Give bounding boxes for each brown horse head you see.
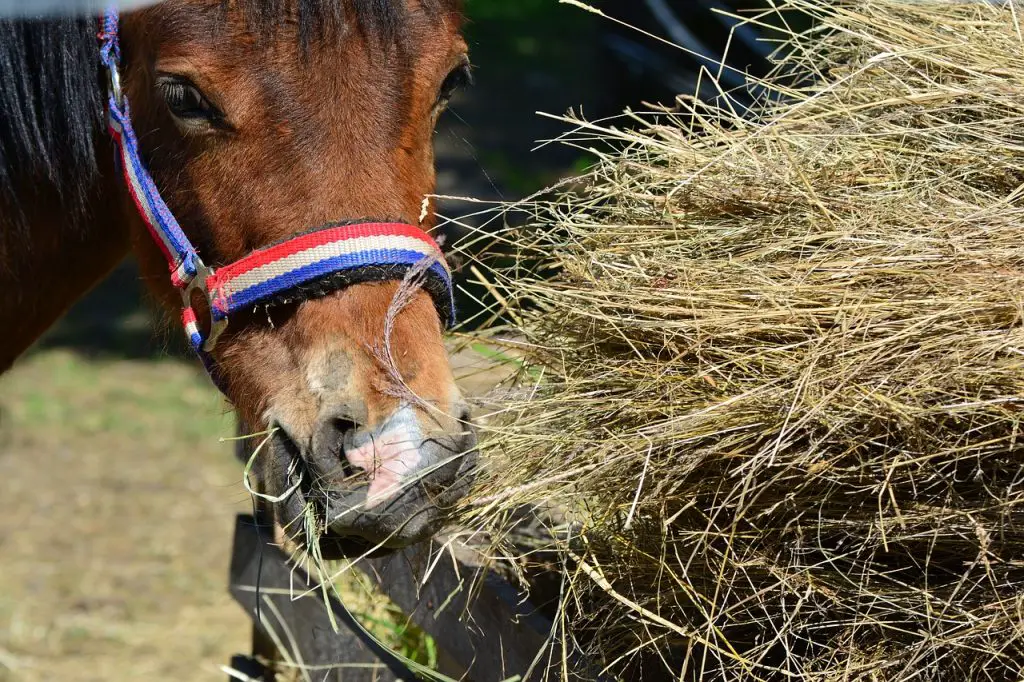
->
[110,1,476,555]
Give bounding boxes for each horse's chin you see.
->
[314,532,396,561]
[277,483,400,560]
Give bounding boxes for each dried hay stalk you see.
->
[463,1,1024,679]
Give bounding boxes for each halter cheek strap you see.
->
[97,9,455,391]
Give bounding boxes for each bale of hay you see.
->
[463,1,1024,679]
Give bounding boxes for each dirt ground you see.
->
[0,346,249,681]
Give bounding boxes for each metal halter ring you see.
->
[182,262,228,353]
[106,63,123,107]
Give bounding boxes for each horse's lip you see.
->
[280,438,397,559]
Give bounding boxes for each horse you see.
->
[0,0,478,559]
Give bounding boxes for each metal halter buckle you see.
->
[106,63,123,108]
[182,261,228,353]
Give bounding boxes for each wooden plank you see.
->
[228,515,418,682]
[360,542,600,682]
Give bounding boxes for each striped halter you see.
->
[97,10,455,388]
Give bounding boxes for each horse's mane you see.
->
[0,18,102,219]
[0,0,455,229]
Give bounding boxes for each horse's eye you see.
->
[158,76,221,124]
[437,62,472,108]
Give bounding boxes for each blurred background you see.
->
[437,0,782,226]
[0,2,784,679]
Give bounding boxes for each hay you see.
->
[463,1,1024,679]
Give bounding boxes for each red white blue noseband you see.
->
[97,10,455,389]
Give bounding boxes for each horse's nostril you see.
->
[331,417,357,440]
[330,417,359,478]
[310,414,359,481]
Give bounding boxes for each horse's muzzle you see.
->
[269,405,477,558]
